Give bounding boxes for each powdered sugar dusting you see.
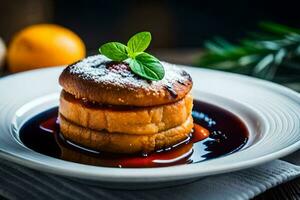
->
[67,55,191,92]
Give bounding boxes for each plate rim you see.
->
[0,66,300,182]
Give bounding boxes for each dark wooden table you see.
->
[255,178,300,199]
[0,49,299,200]
[254,152,300,200]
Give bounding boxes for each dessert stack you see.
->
[59,55,193,154]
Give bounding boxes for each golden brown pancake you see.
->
[58,55,194,154]
[59,90,193,134]
[59,55,193,107]
[59,114,193,154]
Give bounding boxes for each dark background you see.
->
[1,0,300,51]
[53,0,300,50]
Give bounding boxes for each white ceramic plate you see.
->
[0,66,300,189]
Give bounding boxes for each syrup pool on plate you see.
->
[19,100,249,168]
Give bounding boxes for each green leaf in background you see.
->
[99,42,128,61]
[195,21,300,91]
[259,21,300,35]
[127,32,151,56]
[253,54,274,78]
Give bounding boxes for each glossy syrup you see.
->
[19,100,249,168]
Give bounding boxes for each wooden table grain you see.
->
[254,177,300,200]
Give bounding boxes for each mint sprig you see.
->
[127,32,151,56]
[100,42,128,61]
[99,32,165,81]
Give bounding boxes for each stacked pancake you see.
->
[59,55,193,154]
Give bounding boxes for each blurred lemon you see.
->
[7,24,86,72]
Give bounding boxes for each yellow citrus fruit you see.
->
[7,24,86,72]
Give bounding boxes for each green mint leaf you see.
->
[99,42,128,61]
[127,32,151,56]
[128,52,165,81]
[98,32,165,81]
